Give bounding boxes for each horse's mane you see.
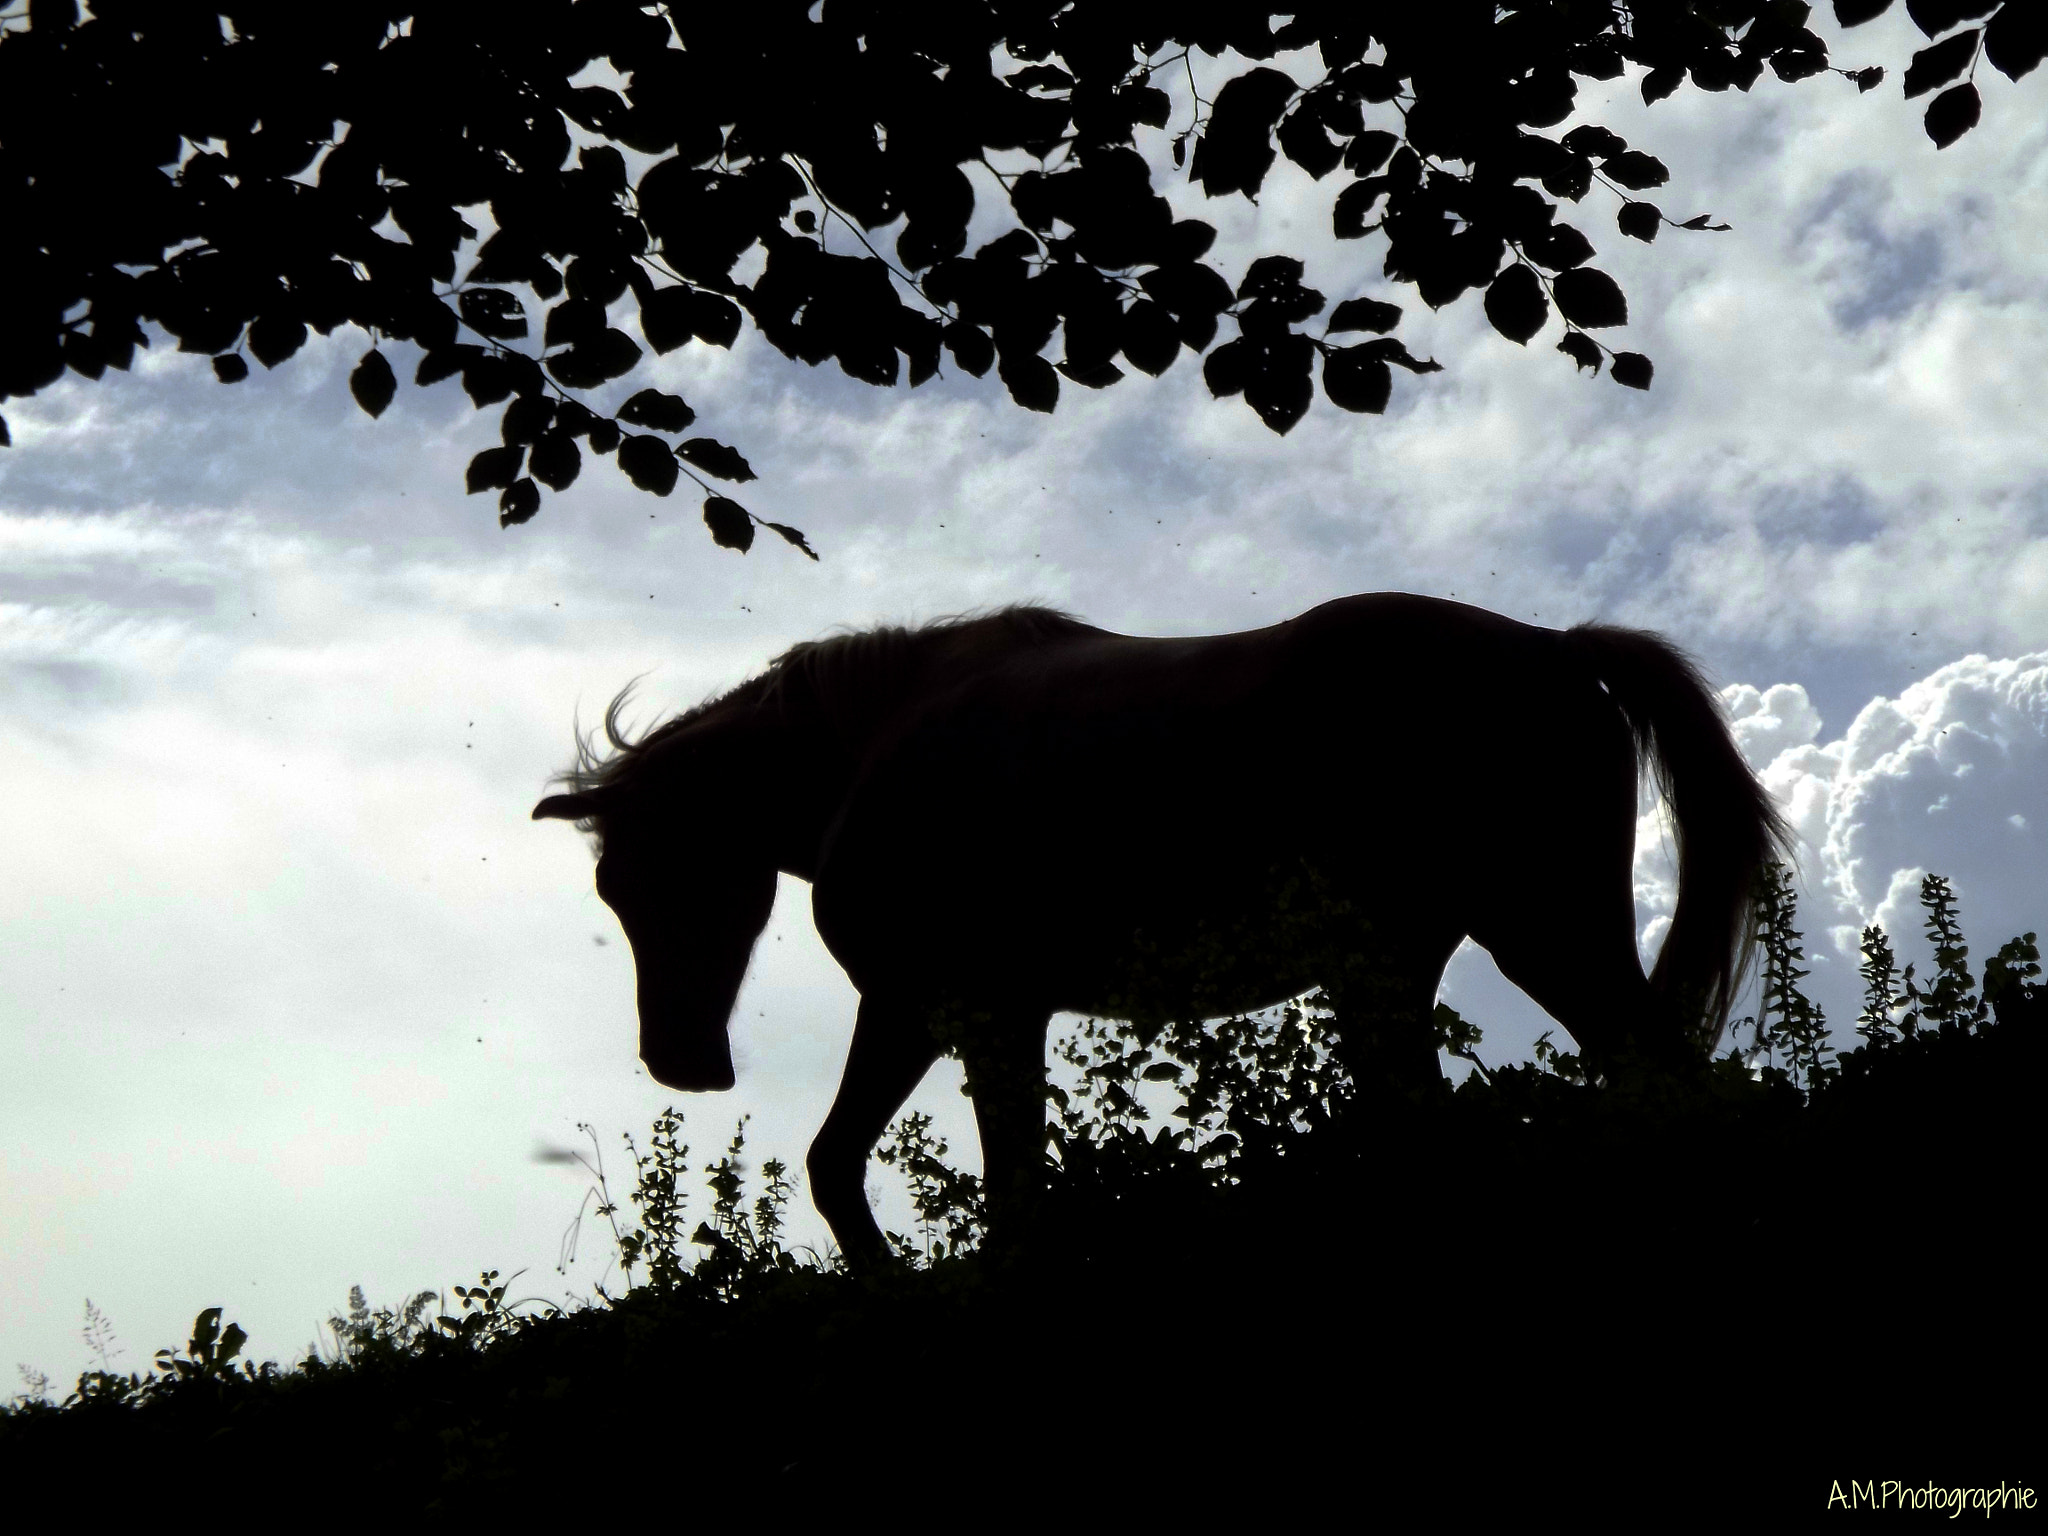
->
[548,603,1089,811]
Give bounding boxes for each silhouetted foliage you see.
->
[1854,921,1904,1047]
[1737,860,1835,1091]
[9,869,2037,1512]
[3,2,2038,548]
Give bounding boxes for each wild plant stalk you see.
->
[1906,874,1989,1034]
[872,1110,983,1261]
[1856,926,1904,1048]
[80,1300,121,1375]
[693,1119,809,1294]
[616,1109,691,1293]
[1736,862,1831,1091]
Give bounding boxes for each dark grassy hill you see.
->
[6,877,2037,1518]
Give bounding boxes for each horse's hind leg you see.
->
[1470,801,1658,1070]
[1325,921,1465,1095]
[1484,909,1656,1070]
[949,1003,1054,1248]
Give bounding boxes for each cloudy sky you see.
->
[5,14,2044,1390]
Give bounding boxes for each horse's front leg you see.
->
[808,995,942,1270]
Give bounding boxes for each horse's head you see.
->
[533,785,777,1093]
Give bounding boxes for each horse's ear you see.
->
[532,791,603,822]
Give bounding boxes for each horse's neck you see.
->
[712,681,870,882]
[778,626,976,747]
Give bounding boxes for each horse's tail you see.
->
[1563,624,1795,1055]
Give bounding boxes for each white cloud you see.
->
[1627,656,2048,1042]
[1798,653,2047,960]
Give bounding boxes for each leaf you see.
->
[1120,83,1172,129]
[618,435,680,495]
[528,430,582,491]
[1203,339,1249,398]
[1539,151,1593,201]
[996,349,1059,413]
[1237,254,1323,317]
[544,298,608,350]
[1483,265,1548,344]
[463,355,515,407]
[1359,336,1443,374]
[459,288,528,341]
[1276,108,1342,179]
[1343,128,1399,175]
[1523,224,1595,271]
[1561,125,1628,161]
[1118,299,1181,376]
[466,445,524,493]
[212,353,249,383]
[943,320,995,377]
[1610,352,1654,390]
[1903,28,1981,96]
[690,291,743,348]
[587,418,621,455]
[63,331,106,381]
[416,346,485,386]
[1332,178,1387,238]
[1138,263,1236,319]
[1327,297,1402,334]
[1510,68,1579,128]
[619,389,697,432]
[550,328,644,388]
[640,287,695,354]
[1853,65,1886,91]
[1242,335,1314,433]
[1603,151,1669,190]
[1165,219,1218,262]
[1906,0,1983,37]
[1923,82,1980,147]
[677,437,756,482]
[1567,38,1626,80]
[1007,63,1074,92]
[1056,358,1126,388]
[1773,45,1834,83]
[1340,60,1402,102]
[1557,331,1605,374]
[1321,346,1393,413]
[1642,66,1684,104]
[499,478,541,526]
[350,350,397,418]
[1618,202,1662,242]
[1195,66,1298,199]
[500,395,555,445]
[247,315,307,369]
[764,520,819,560]
[1985,2,2047,79]
[1551,267,1628,328]
[1678,214,1732,231]
[703,496,755,551]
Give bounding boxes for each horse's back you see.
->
[809,594,1628,1003]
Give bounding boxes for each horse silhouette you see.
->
[533,594,1790,1265]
